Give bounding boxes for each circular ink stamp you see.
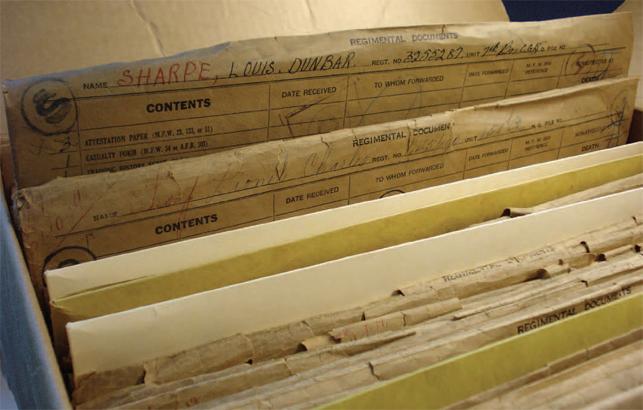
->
[41,246,97,285]
[563,45,613,81]
[21,78,78,135]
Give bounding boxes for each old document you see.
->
[69,214,642,407]
[61,190,641,400]
[2,13,633,187]
[16,77,638,295]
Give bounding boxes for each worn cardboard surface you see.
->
[65,189,643,377]
[2,12,633,188]
[16,77,638,304]
[46,144,643,358]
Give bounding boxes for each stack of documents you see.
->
[44,163,643,360]
[14,76,638,301]
[1,10,641,409]
[2,13,637,304]
[65,191,642,408]
[447,329,642,410]
[4,13,634,188]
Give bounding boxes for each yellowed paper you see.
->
[513,277,641,336]
[445,328,643,410]
[579,254,643,285]
[582,224,643,254]
[585,385,643,410]
[597,244,639,261]
[73,231,642,407]
[247,321,315,362]
[143,333,253,384]
[400,243,585,297]
[303,308,364,334]
[325,295,643,410]
[91,264,641,408]
[401,219,641,298]
[16,76,637,299]
[504,172,643,216]
[120,360,292,410]
[366,282,639,384]
[285,330,415,374]
[354,291,640,408]
[76,371,210,409]
[1,0,511,195]
[454,280,580,320]
[76,229,620,402]
[565,253,597,269]
[488,343,642,410]
[545,367,642,409]
[400,298,462,326]
[64,190,643,379]
[327,275,638,394]
[363,292,443,319]
[44,148,643,361]
[3,13,632,189]
[300,335,336,352]
[538,262,571,279]
[330,312,405,342]
[84,330,414,408]
[212,326,491,408]
[214,362,379,410]
[72,365,144,406]
[43,142,643,306]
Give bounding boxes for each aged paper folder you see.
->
[0,0,510,194]
[446,338,643,410]
[65,189,643,379]
[444,329,642,410]
[44,142,643,303]
[320,299,643,410]
[46,150,643,358]
[72,252,640,405]
[15,77,639,299]
[64,196,642,406]
[2,12,633,188]
[326,296,642,410]
[42,142,641,358]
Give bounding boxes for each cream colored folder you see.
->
[47,142,643,301]
[47,142,643,357]
[66,188,643,379]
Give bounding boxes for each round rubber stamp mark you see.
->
[41,246,97,285]
[21,79,78,135]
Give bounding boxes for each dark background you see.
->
[503,0,624,21]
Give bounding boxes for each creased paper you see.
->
[16,76,638,298]
[3,13,632,188]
